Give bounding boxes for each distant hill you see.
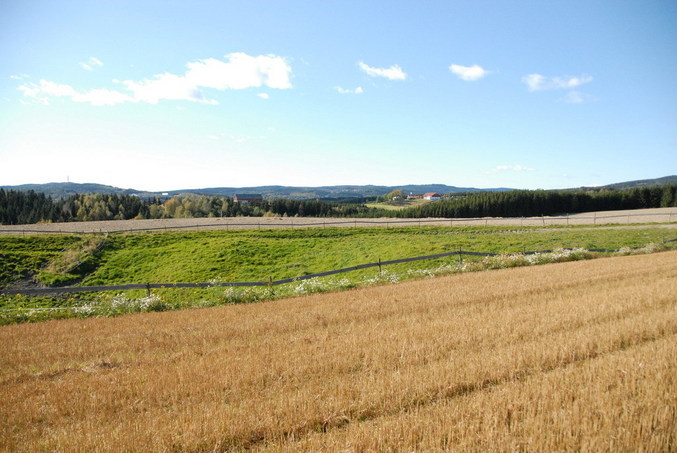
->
[0,182,511,200]
[596,175,677,190]
[166,184,512,200]
[0,182,138,198]
[2,176,675,200]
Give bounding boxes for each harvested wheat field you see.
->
[1,252,676,452]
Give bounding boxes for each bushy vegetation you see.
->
[1,185,676,225]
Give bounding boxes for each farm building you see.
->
[233,194,263,203]
[423,192,441,200]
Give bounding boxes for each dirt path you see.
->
[0,208,675,235]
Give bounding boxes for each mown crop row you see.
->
[1,251,675,451]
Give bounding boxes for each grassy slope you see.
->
[0,236,81,286]
[1,226,675,287]
[1,225,675,324]
[80,226,676,284]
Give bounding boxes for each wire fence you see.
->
[0,210,676,235]
[3,239,675,298]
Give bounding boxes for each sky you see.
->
[1,0,676,192]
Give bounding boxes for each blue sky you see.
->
[1,0,675,192]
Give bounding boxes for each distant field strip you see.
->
[2,240,675,296]
[0,207,675,234]
[1,251,675,452]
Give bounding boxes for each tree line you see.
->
[0,190,373,225]
[392,185,677,218]
[1,185,675,225]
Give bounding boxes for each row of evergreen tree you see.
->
[392,185,677,218]
[1,185,675,225]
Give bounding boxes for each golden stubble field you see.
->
[1,251,675,452]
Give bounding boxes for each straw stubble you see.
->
[1,251,675,452]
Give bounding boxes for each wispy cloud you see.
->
[80,57,103,71]
[19,80,135,105]
[335,86,364,94]
[18,53,292,106]
[358,62,407,80]
[449,64,489,81]
[559,90,596,104]
[486,164,536,174]
[257,93,270,99]
[522,73,592,92]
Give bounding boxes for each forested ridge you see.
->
[1,185,675,225]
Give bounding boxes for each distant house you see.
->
[423,192,441,201]
[233,194,263,203]
[407,194,423,200]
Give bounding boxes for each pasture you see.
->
[1,251,675,452]
[1,222,676,324]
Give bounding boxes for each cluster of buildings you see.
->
[406,192,442,201]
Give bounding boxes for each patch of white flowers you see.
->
[109,294,166,312]
[73,304,96,315]
[222,287,265,303]
[362,271,400,285]
[293,277,353,295]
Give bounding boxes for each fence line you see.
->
[0,210,675,235]
[3,239,675,297]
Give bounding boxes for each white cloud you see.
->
[17,52,292,106]
[72,89,134,106]
[335,86,364,94]
[358,62,407,80]
[258,93,270,99]
[122,72,213,104]
[522,73,592,91]
[185,53,292,90]
[449,64,489,81]
[486,164,536,174]
[10,73,30,80]
[80,57,103,71]
[559,90,596,104]
[18,80,76,104]
[19,80,133,106]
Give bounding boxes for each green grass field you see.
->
[1,225,675,324]
[365,199,430,210]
